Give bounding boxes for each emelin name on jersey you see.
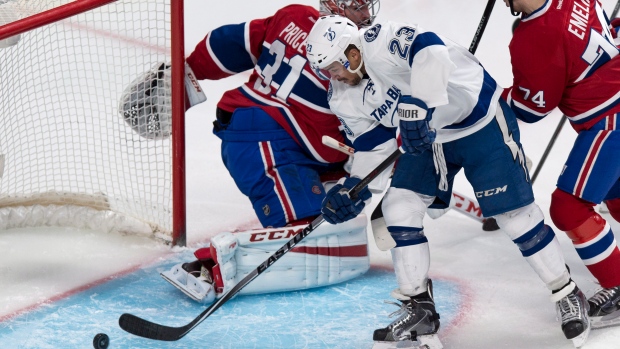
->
[568,0,590,40]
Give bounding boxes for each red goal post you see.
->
[0,0,187,246]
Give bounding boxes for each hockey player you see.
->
[135,1,381,306]
[503,0,620,329]
[306,15,591,348]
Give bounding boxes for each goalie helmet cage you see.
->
[0,0,187,246]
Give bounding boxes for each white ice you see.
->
[1,0,620,348]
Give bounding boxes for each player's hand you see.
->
[321,177,371,224]
[398,96,436,156]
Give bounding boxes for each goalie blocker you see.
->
[161,214,369,304]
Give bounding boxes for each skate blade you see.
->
[569,322,591,348]
[372,334,443,349]
[591,310,620,329]
[160,271,204,303]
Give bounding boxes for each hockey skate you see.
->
[552,281,590,348]
[588,286,620,329]
[373,280,442,349]
[160,260,216,304]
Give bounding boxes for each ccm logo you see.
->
[249,228,303,242]
[475,185,507,198]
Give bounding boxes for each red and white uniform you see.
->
[504,0,620,131]
[186,4,347,164]
[506,0,620,289]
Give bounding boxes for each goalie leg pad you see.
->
[163,215,369,304]
[230,214,369,295]
[496,203,569,291]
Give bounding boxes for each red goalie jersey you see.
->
[186,5,347,164]
[504,0,620,131]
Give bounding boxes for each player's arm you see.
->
[186,15,269,80]
[406,30,455,109]
[347,125,397,194]
[504,37,567,123]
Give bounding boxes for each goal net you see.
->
[0,0,187,245]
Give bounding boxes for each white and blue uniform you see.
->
[326,20,571,297]
[331,21,531,216]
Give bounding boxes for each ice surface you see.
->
[1,0,620,348]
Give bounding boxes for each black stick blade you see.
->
[119,313,186,341]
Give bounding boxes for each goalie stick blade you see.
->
[119,313,189,341]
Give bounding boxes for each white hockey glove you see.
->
[118,62,206,140]
[0,1,21,49]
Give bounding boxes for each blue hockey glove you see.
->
[398,96,436,156]
[321,177,372,224]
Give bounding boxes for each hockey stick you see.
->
[469,0,496,54]
[118,147,403,341]
[612,0,620,18]
[321,135,485,223]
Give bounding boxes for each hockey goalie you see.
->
[116,1,386,304]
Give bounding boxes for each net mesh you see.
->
[0,0,175,239]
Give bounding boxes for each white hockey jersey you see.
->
[328,21,503,185]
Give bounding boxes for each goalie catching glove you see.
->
[161,215,370,304]
[119,62,206,140]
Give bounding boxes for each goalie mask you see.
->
[306,15,363,80]
[319,0,380,28]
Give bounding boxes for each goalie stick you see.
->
[118,146,403,341]
[118,1,497,341]
[321,135,485,224]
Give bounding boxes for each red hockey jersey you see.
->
[505,0,620,131]
[186,5,347,163]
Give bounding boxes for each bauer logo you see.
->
[398,109,418,120]
[364,24,381,42]
[324,27,336,42]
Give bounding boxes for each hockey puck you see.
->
[482,218,500,231]
[93,333,109,349]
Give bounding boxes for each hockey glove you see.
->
[321,177,372,224]
[118,62,206,140]
[398,96,436,156]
